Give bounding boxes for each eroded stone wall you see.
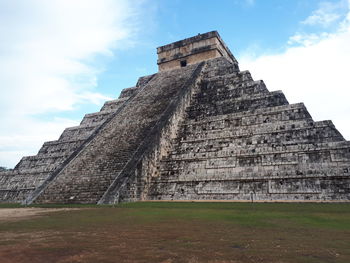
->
[147,57,350,202]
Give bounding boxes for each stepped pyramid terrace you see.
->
[0,31,349,204]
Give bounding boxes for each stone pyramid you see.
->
[0,31,349,204]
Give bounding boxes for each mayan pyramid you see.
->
[0,31,349,204]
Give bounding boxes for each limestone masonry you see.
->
[0,31,349,204]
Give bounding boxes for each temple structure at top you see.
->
[157,31,238,71]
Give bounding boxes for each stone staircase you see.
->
[33,63,203,204]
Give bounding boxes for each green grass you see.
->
[1,202,350,263]
[1,202,350,230]
[0,203,24,208]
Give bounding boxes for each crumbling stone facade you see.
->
[0,31,349,204]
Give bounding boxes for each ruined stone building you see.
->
[0,31,349,204]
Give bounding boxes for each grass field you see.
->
[0,202,349,263]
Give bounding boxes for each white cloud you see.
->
[287,31,332,46]
[240,0,350,140]
[0,117,78,169]
[302,1,343,27]
[0,0,147,168]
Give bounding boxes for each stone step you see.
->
[165,135,348,167]
[100,97,129,112]
[118,86,140,99]
[185,103,309,125]
[161,145,350,171]
[15,155,66,170]
[169,139,350,158]
[16,149,77,169]
[177,120,342,145]
[203,70,253,84]
[38,139,85,155]
[135,74,156,88]
[180,119,316,139]
[34,170,120,204]
[186,90,289,119]
[58,124,99,141]
[194,80,268,103]
[80,110,114,126]
[202,58,238,78]
[158,161,350,181]
[0,170,50,203]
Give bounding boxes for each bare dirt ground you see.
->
[0,208,80,222]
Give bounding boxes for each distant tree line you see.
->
[0,166,9,171]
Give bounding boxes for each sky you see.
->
[0,0,349,168]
